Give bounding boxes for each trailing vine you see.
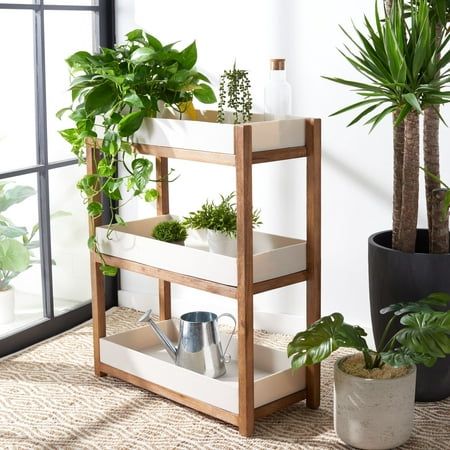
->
[217,62,252,124]
[58,29,216,275]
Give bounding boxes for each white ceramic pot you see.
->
[334,356,416,450]
[0,287,15,325]
[207,230,237,257]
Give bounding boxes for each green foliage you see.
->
[217,62,253,124]
[152,220,188,243]
[182,193,262,237]
[288,292,450,371]
[325,0,450,130]
[58,29,217,276]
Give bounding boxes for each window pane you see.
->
[0,10,36,172]
[49,165,91,315]
[45,10,97,162]
[0,174,43,337]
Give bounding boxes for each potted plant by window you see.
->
[58,29,216,276]
[152,220,187,245]
[183,192,262,257]
[326,0,450,400]
[0,183,48,324]
[288,292,450,450]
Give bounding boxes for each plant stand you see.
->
[87,116,321,437]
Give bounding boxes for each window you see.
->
[0,0,115,356]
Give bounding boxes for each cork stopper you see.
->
[270,58,285,70]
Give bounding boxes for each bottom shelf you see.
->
[100,319,306,418]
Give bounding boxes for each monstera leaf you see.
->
[287,313,369,368]
[396,311,450,359]
[380,292,450,316]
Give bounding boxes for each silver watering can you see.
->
[139,309,236,378]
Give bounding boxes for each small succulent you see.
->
[152,220,187,243]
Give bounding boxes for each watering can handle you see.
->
[218,313,237,363]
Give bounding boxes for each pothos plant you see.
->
[58,29,217,276]
[217,62,252,124]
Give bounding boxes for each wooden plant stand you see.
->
[87,117,321,437]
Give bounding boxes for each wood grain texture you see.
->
[253,270,308,294]
[133,143,236,166]
[95,253,238,298]
[305,119,322,409]
[99,363,239,426]
[252,146,307,164]
[86,144,106,377]
[235,125,255,436]
[254,390,307,419]
[156,156,171,320]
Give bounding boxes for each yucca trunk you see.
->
[424,24,446,253]
[431,188,450,253]
[398,111,419,252]
[385,0,393,15]
[392,111,405,250]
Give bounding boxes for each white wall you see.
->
[115,0,450,331]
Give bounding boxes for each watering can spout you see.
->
[138,309,177,362]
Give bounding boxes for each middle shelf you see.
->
[96,215,308,297]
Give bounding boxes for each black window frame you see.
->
[0,0,117,357]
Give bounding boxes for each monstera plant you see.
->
[58,29,217,275]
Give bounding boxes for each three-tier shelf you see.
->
[87,113,321,436]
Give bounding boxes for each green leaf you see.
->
[84,81,117,116]
[123,92,144,108]
[87,201,103,217]
[193,84,217,104]
[126,29,143,41]
[115,214,126,225]
[131,158,153,192]
[396,311,450,359]
[0,185,36,213]
[56,107,72,120]
[65,50,93,69]
[87,235,96,251]
[287,313,368,368]
[144,188,159,202]
[118,111,145,137]
[0,224,27,238]
[177,41,197,69]
[145,32,163,50]
[100,264,118,277]
[130,47,155,64]
[0,238,30,272]
[403,93,422,113]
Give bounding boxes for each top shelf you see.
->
[127,111,310,166]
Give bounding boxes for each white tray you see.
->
[96,215,307,286]
[100,319,305,414]
[133,111,305,154]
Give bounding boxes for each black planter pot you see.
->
[368,229,450,402]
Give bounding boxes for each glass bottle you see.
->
[264,58,292,120]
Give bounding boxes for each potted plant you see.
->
[152,220,187,245]
[288,292,450,449]
[58,29,217,276]
[183,192,262,257]
[326,0,450,400]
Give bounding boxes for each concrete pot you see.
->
[334,356,416,450]
[0,287,15,325]
[207,230,237,257]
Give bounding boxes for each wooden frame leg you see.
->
[156,156,171,320]
[306,119,322,408]
[91,257,106,377]
[235,125,255,436]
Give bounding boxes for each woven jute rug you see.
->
[0,307,449,449]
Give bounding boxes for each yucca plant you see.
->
[325,0,450,253]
